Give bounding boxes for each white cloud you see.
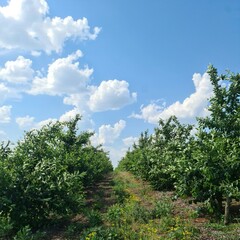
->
[132,72,213,124]
[0,83,10,103]
[103,136,138,168]
[16,109,94,132]
[132,101,165,124]
[88,80,137,112]
[123,136,138,148]
[0,83,21,102]
[0,56,35,102]
[0,56,34,84]
[36,118,57,129]
[15,115,57,130]
[16,115,35,129]
[29,50,93,95]
[63,79,137,113]
[26,51,136,114]
[31,51,42,57]
[60,107,94,130]
[91,120,126,145]
[0,105,12,123]
[103,145,125,168]
[63,91,91,113]
[0,0,100,53]
[59,108,81,122]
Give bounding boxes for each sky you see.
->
[0,0,239,167]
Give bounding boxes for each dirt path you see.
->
[85,173,115,212]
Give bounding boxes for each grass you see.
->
[12,171,240,239]
[101,171,200,240]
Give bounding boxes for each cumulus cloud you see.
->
[62,78,137,113]
[36,118,57,129]
[104,145,126,168]
[88,80,137,112]
[16,115,57,130]
[60,107,94,130]
[90,120,127,167]
[0,84,21,102]
[0,56,35,102]
[0,56,34,84]
[29,50,93,95]
[16,115,35,129]
[104,136,138,168]
[0,0,100,53]
[132,72,213,124]
[59,108,81,123]
[131,100,166,124]
[91,120,126,145]
[0,105,12,123]
[123,136,138,148]
[0,83,10,103]
[16,109,94,132]
[63,92,91,113]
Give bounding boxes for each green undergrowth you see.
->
[74,171,199,240]
[4,171,240,239]
[78,171,240,240]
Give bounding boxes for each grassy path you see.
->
[41,171,240,239]
[111,171,240,240]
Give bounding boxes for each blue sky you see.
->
[0,0,239,166]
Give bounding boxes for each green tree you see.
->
[118,131,152,179]
[176,66,240,223]
[0,115,113,231]
[119,117,193,191]
[6,118,86,228]
[148,116,193,190]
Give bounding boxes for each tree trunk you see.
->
[224,196,231,225]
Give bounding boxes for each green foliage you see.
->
[118,131,151,179]
[151,198,173,218]
[80,226,121,240]
[166,217,198,240]
[106,204,124,227]
[86,209,103,227]
[175,66,240,214]
[13,226,33,240]
[129,202,151,223]
[149,116,193,190]
[119,116,193,191]
[113,179,130,204]
[0,115,113,236]
[119,66,240,220]
[0,212,13,238]
[64,222,83,239]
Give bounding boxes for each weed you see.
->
[80,226,121,240]
[92,194,105,210]
[13,226,33,240]
[187,209,199,219]
[151,198,173,218]
[106,204,123,226]
[139,184,152,198]
[166,217,199,240]
[113,181,130,204]
[0,213,13,238]
[158,215,176,233]
[85,210,103,227]
[130,203,151,223]
[64,222,83,239]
